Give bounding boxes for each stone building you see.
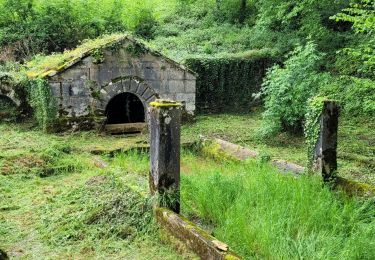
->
[27,34,196,131]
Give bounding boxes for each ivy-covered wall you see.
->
[185,53,276,113]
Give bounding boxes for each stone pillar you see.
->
[149,99,182,213]
[313,101,340,182]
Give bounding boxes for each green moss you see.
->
[150,100,181,108]
[199,139,238,162]
[336,177,375,196]
[26,34,127,79]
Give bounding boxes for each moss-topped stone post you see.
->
[149,99,182,213]
[313,101,340,182]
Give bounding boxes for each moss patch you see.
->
[26,34,127,79]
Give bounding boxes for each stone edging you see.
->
[155,207,241,260]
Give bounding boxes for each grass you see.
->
[1,110,374,258]
[182,111,375,185]
[180,151,375,259]
[0,122,195,259]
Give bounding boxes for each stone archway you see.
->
[105,92,145,124]
[99,77,159,133]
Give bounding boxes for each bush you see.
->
[259,42,326,136]
[320,76,375,117]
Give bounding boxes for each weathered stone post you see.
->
[149,99,182,213]
[313,101,340,182]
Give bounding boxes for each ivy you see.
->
[185,53,275,113]
[28,79,57,131]
[91,49,105,64]
[125,43,146,57]
[304,96,328,172]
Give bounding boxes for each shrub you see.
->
[259,41,326,136]
[320,76,375,117]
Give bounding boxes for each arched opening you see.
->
[105,92,145,124]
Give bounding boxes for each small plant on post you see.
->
[149,99,182,213]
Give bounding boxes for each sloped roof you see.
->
[26,33,196,79]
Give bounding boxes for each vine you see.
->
[125,42,146,57]
[184,54,276,113]
[304,96,327,172]
[28,79,57,131]
[91,49,105,64]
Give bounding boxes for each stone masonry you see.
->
[43,36,196,128]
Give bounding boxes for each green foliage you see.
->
[332,0,375,79]
[260,42,326,136]
[185,50,276,112]
[91,49,105,64]
[319,76,375,117]
[132,8,157,39]
[249,0,350,54]
[304,96,327,170]
[333,0,375,34]
[181,154,375,259]
[28,79,56,131]
[0,0,126,60]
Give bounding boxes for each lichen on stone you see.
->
[150,99,182,108]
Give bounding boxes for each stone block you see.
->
[167,68,186,80]
[142,88,155,101]
[185,102,196,112]
[130,79,139,93]
[70,97,90,117]
[61,83,72,97]
[110,66,121,79]
[160,93,176,100]
[88,65,100,82]
[136,83,147,96]
[176,93,195,103]
[184,80,196,93]
[61,68,89,81]
[70,81,89,97]
[149,102,182,213]
[50,83,61,98]
[119,67,134,77]
[106,81,123,97]
[122,78,131,92]
[166,80,185,93]
[98,64,111,86]
[143,67,160,81]
[147,80,162,93]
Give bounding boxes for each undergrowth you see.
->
[181,151,375,259]
[38,176,154,246]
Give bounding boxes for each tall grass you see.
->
[181,152,375,259]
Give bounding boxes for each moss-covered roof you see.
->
[26,33,195,79]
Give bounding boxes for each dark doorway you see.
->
[105,92,145,124]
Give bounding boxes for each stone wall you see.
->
[48,41,196,125]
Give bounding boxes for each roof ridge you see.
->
[27,34,196,79]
